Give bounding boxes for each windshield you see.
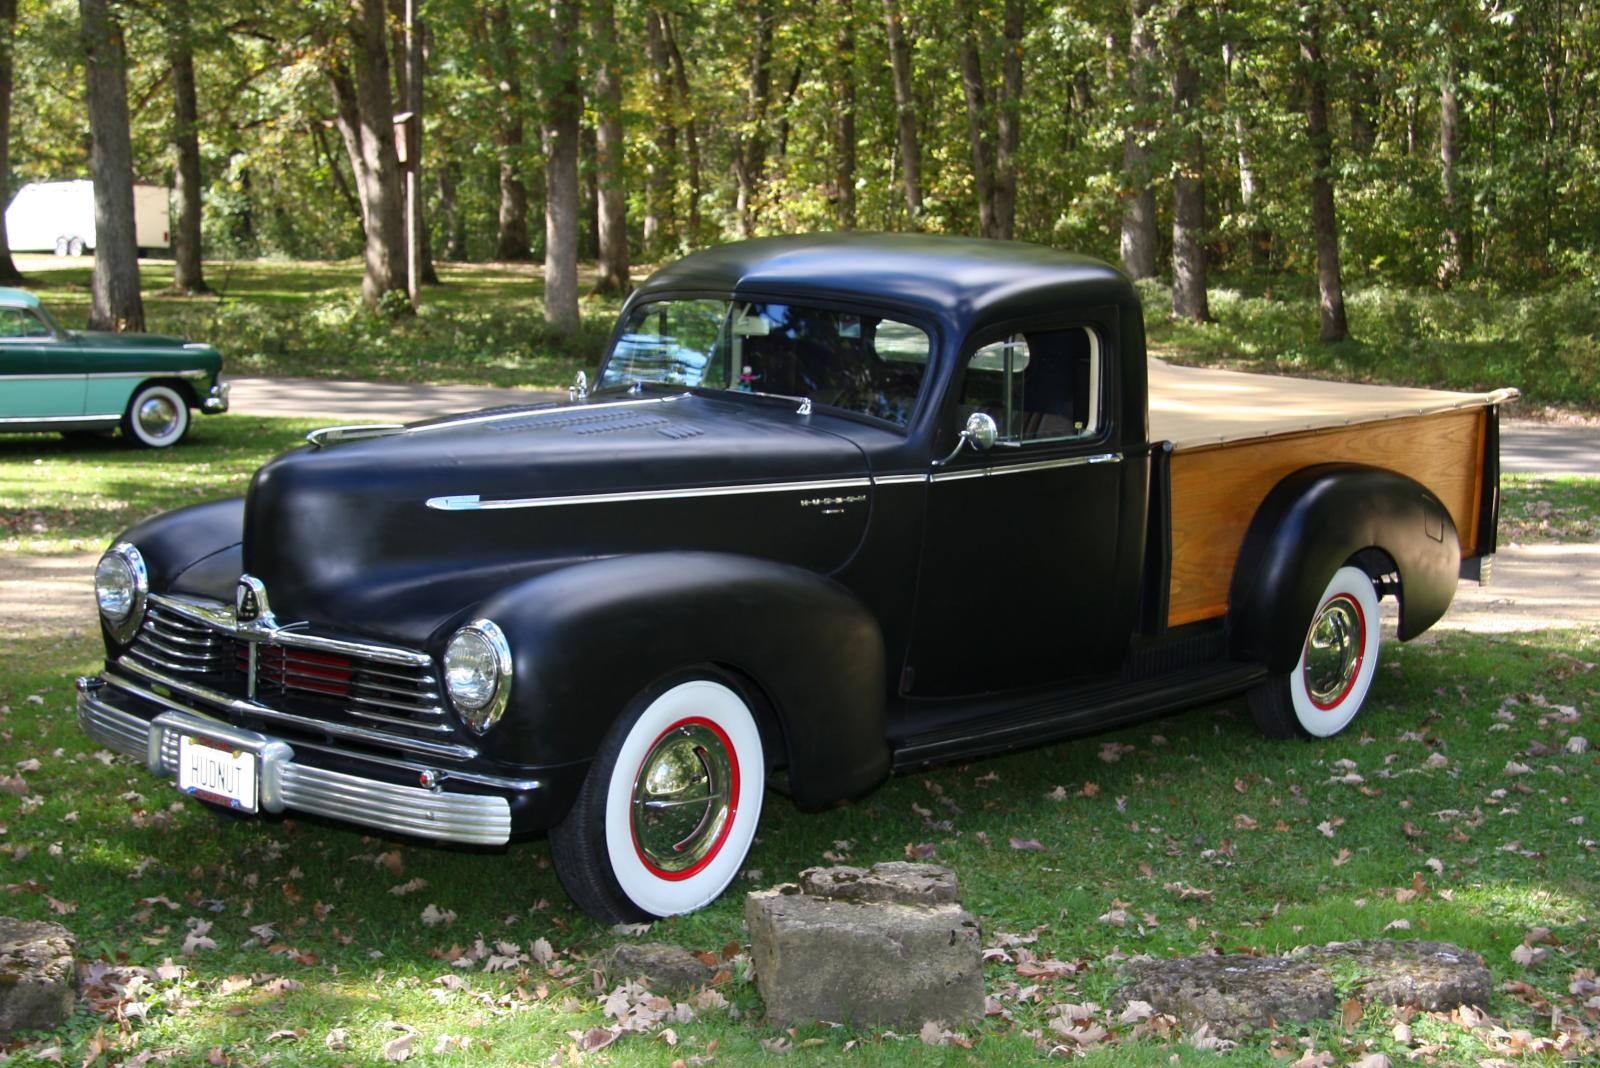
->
[599,299,932,428]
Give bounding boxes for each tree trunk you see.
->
[80,0,144,331]
[1236,111,1270,269]
[541,0,580,333]
[481,5,530,261]
[662,14,700,249]
[438,159,464,260]
[992,0,1023,241]
[169,34,208,293]
[955,0,994,238]
[1169,0,1208,322]
[1119,0,1157,280]
[1302,8,1348,342]
[0,0,23,284]
[881,0,921,226]
[591,0,628,292]
[579,119,599,261]
[328,0,408,311]
[642,9,674,257]
[732,1,773,238]
[832,2,856,229]
[1439,46,1472,285]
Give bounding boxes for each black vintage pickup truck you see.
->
[78,234,1509,921]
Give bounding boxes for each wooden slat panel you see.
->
[1167,408,1487,627]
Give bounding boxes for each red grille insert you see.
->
[237,642,355,698]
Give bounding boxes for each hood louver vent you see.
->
[489,409,702,437]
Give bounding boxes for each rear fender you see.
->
[1228,464,1459,673]
[467,551,889,814]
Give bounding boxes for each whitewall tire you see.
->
[551,677,765,922]
[1250,565,1382,739]
[122,383,191,449]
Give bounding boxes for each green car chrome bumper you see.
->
[202,380,230,414]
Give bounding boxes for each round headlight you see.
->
[94,544,148,642]
[443,619,512,732]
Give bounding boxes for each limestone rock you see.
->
[1301,939,1492,1012]
[1117,954,1336,1040]
[746,864,982,1029]
[596,942,713,994]
[798,861,961,907]
[0,917,78,1036]
[1116,939,1491,1040]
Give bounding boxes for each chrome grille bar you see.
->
[109,660,477,763]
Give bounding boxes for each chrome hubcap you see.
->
[1304,594,1363,708]
[631,722,733,874]
[137,396,179,438]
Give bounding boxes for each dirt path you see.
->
[5,543,1595,645]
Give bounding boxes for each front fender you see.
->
[466,551,889,813]
[1228,464,1460,674]
[116,497,244,601]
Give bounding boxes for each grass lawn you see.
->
[7,254,1599,414]
[1,614,1595,1065]
[10,255,620,391]
[1140,278,1600,416]
[1,419,1598,1065]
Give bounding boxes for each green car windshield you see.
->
[599,299,932,428]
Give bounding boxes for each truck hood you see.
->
[242,393,875,642]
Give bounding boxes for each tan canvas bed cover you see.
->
[1146,359,1517,628]
[1147,358,1517,449]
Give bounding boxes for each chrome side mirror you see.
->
[569,369,588,403]
[964,411,998,451]
[933,411,999,466]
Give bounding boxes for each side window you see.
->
[0,308,49,339]
[959,326,1101,443]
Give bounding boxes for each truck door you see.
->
[904,320,1132,696]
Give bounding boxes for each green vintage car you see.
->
[0,287,228,447]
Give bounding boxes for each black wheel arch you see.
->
[461,550,891,816]
[1227,463,1460,674]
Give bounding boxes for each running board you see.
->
[890,662,1268,771]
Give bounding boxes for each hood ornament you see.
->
[235,575,277,631]
[569,370,588,403]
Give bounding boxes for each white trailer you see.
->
[4,180,171,257]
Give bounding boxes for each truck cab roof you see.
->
[630,232,1140,338]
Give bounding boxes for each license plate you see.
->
[177,735,258,813]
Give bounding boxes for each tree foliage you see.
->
[7,0,1600,331]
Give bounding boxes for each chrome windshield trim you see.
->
[107,661,478,762]
[427,475,875,512]
[148,593,433,669]
[405,393,687,435]
[930,452,1122,483]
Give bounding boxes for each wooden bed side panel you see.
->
[1166,408,1487,627]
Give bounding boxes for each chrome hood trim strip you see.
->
[427,475,875,512]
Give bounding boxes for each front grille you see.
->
[238,643,449,732]
[127,606,232,676]
[122,598,459,757]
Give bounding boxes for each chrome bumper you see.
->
[202,380,230,413]
[76,677,512,846]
